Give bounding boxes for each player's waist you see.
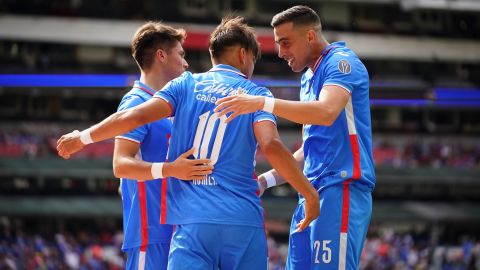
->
[298,177,374,203]
[306,173,374,193]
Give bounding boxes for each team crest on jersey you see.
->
[338,60,351,74]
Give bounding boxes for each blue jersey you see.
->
[155,64,275,228]
[300,41,375,191]
[117,81,173,251]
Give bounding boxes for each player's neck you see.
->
[139,72,168,93]
[307,37,330,71]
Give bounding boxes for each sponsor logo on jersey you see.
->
[194,80,244,103]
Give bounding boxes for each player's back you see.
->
[155,64,275,227]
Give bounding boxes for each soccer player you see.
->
[57,16,319,270]
[214,5,376,270]
[110,22,213,270]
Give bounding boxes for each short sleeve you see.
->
[252,87,276,125]
[154,72,190,117]
[116,95,148,143]
[322,52,358,94]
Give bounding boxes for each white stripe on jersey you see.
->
[138,250,146,270]
[345,98,357,135]
[115,136,141,144]
[254,118,277,126]
[338,232,348,270]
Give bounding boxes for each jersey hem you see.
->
[323,83,352,94]
[153,96,174,116]
[166,219,264,228]
[253,118,277,126]
[122,237,173,251]
[115,136,141,144]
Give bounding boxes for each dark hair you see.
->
[131,22,186,70]
[209,16,261,62]
[271,5,321,30]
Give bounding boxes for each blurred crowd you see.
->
[373,137,480,170]
[1,228,479,270]
[0,124,114,159]
[0,229,124,269]
[2,126,480,170]
[361,228,480,270]
[266,229,480,270]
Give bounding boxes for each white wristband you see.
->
[262,97,275,113]
[263,171,277,188]
[79,129,94,145]
[151,162,164,179]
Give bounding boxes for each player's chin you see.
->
[290,64,304,73]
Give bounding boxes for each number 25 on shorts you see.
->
[314,240,331,264]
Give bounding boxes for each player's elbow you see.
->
[313,106,337,126]
[260,137,284,158]
[112,159,127,179]
[323,112,337,126]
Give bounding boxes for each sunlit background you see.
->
[0,0,479,269]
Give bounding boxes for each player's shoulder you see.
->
[118,90,148,111]
[173,71,194,83]
[324,45,364,75]
[242,80,271,96]
[159,72,195,93]
[167,71,194,85]
[328,47,358,64]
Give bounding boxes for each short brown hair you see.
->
[271,5,321,30]
[131,22,186,70]
[209,16,261,62]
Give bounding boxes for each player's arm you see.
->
[257,145,304,195]
[254,121,319,232]
[113,139,213,181]
[57,98,171,159]
[215,85,350,125]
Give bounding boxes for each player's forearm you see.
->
[264,146,304,186]
[272,99,336,126]
[261,139,317,201]
[113,156,157,180]
[89,108,148,144]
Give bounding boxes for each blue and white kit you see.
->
[287,41,376,270]
[155,64,276,270]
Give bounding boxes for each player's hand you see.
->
[214,93,265,123]
[56,130,85,159]
[295,192,320,232]
[163,147,213,180]
[257,174,268,196]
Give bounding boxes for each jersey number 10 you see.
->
[192,111,228,165]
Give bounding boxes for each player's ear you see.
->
[307,30,316,44]
[156,48,167,63]
[239,47,246,65]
